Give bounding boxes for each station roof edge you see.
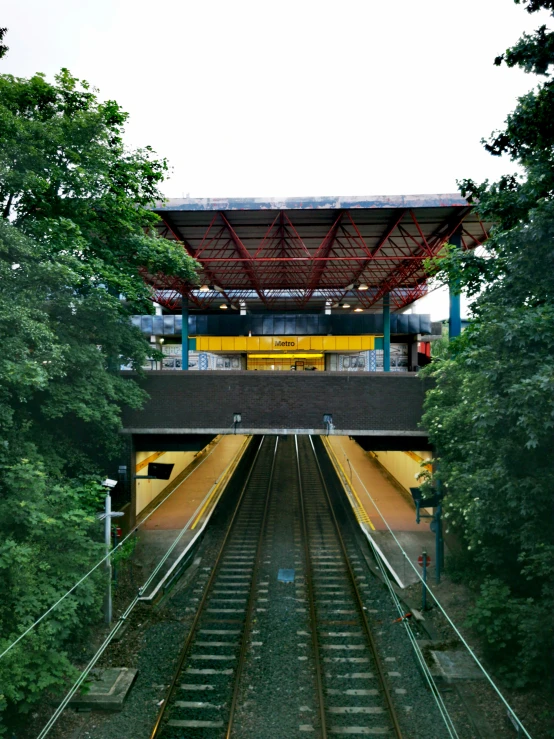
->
[154,193,469,212]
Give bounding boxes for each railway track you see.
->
[150,435,278,737]
[296,434,403,737]
[150,435,404,738]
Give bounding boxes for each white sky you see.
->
[2,0,549,319]
[2,0,549,200]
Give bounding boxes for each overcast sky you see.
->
[2,0,550,201]
[2,1,550,319]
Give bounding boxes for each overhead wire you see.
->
[35,430,253,738]
[366,525,460,738]
[320,436,459,737]
[0,429,235,662]
[335,438,533,739]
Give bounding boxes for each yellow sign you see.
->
[273,337,297,349]
[196,335,375,352]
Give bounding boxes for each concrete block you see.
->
[69,667,138,711]
[431,650,484,682]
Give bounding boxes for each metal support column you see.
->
[383,292,391,372]
[181,295,189,370]
[103,494,112,624]
[449,229,462,339]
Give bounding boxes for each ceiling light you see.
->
[219,304,228,310]
[341,303,350,309]
[357,283,368,291]
[199,284,209,292]
[354,307,363,312]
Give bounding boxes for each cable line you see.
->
[35,433,250,737]
[335,439,533,739]
[0,432,229,662]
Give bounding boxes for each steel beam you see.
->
[383,293,391,372]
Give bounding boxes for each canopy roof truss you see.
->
[145,195,490,312]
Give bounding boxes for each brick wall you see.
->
[121,371,430,438]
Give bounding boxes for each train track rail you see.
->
[150,435,404,738]
[150,435,278,738]
[296,434,403,737]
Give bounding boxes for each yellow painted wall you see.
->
[371,450,432,493]
[247,356,325,371]
[135,450,196,515]
[196,335,375,352]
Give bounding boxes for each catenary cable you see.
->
[318,437,459,738]
[0,429,235,662]
[363,518,460,738]
[35,432,253,738]
[335,438,533,739]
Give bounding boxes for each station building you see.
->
[132,194,487,372]
[121,194,489,522]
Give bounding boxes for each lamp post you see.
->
[98,479,124,625]
[159,337,164,371]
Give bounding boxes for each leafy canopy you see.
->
[422,0,554,688]
[0,63,198,730]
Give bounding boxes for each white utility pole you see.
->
[99,481,124,625]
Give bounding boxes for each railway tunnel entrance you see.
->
[144,434,446,738]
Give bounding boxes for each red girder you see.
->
[218,212,266,303]
[303,212,344,303]
[145,206,488,310]
[157,212,236,307]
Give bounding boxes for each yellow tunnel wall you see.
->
[135,451,196,516]
[371,450,432,493]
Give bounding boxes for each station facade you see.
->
[121,193,489,523]
[131,312,432,372]
[131,193,488,377]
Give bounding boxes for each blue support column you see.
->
[383,292,391,372]
[449,229,462,339]
[181,295,189,370]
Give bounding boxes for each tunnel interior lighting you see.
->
[247,353,324,359]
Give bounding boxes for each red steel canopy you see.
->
[147,194,489,312]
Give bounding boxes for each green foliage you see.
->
[0,68,198,468]
[0,68,199,730]
[466,576,554,687]
[0,29,7,60]
[421,0,554,688]
[0,453,104,727]
[0,219,147,472]
[0,68,198,303]
[429,321,450,360]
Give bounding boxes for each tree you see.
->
[0,68,198,731]
[0,68,198,470]
[0,457,105,729]
[0,28,7,60]
[422,0,554,687]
